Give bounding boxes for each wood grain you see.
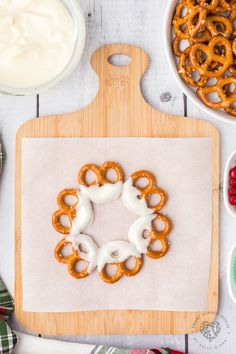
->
[15,44,220,335]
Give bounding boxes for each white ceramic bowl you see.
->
[0,0,86,96]
[164,0,236,124]
[224,150,236,218]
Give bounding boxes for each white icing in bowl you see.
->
[0,0,85,95]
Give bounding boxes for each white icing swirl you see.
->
[128,214,156,254]
[97,240,140,272]
[79,181,123,204]
[66,234,98,273]
[70,191,94,235]
[122,178,152,216]
[0,0,77,89]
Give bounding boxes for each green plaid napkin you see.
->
[0,278,18,354]
[0,145,17,354]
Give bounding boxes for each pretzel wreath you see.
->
[172,0,236,117]
[52,162,172,284]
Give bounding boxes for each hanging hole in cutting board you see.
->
[107,54,131,67]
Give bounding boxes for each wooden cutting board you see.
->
[15,44,219,335]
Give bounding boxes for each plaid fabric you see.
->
[88,347,183,354]
[0,279,18,354]
[0,279,14,320]
[0,321,17,354]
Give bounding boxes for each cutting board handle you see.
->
[90,44,149,104]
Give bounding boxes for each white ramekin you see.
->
[0,0,86,96]
[164,0,236,124]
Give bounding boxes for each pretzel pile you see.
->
[172,0,236,116]
[52,162,172,284]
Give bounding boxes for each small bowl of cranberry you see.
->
[224,151,236,218]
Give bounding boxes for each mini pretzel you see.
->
[131,170,167,212]
[229,5,236,35]
[205,15,233,37]
[78,161,124,187]
[147,213,172,259]
[173,36,189,58]
[215,0,233,12]
[52,189,78,234]
[178,47,208,87]
[122,256,143,277]
[189,36,232,78]
[99,256,143,284]
[173,2,207,39]
[172,31,210,58]
[99,262,123,284]
[232,37,236,56]
[190,28,211,44]
[225,105,236,116]
[229,59,236,76]
[54,238,89,279]
[199,0,220,11]
[197,76,236,109]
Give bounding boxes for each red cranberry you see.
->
[229,195,236,205]
[230,167,236,179]
[228,187,236,196]
[230,179,236,187]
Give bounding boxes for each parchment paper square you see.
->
[21,137,212,312]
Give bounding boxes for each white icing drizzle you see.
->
[66,234,98,273]
[79,181,123,204]
[128,214,156,254]
[70,191,94,235]
[97,240,141,272]
[122,178,153,216]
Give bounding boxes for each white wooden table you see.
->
[0,1,236,353]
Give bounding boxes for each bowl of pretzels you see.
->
[164,0,236,123]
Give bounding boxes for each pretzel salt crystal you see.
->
[78,161,124,204]
[52,189,93,235]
